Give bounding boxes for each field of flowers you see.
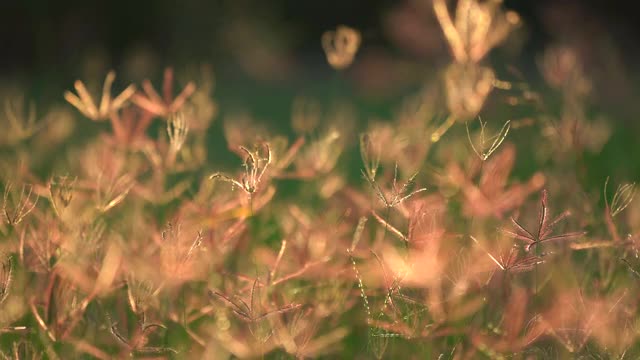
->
[1,0,640,358]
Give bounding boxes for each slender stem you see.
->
[381,206,391,246]
[534,242,539,300]
[431,114,456,143]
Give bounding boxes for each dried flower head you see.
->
[322,25,361,70]
[364,163,427,210]
[360,133,381,182]
[604,177,636,218]
[466,117,511,161]
[209,279,302,342]
[109,313,176,357]
[131,67,196,117]
[64,71,136,121]
[503,190,585,252]
[95,173,134,213]
[470,235,544,275]
[210,143,272,205]
[2,182,38,226]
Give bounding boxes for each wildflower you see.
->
[322,25,361,70]
[470,235,544,275]
[466,117,511,161]
[109,313,177,357]
[131,67,196,117]
[503,190,585,252]
[209,282,302,324]
[210,143,272,210]
[64,71,136,121]
[209,279,302,342]
[364,163,427,211]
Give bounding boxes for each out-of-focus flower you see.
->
[223,112,270,151]
[446,143,545,218]
[159,222,205,286]
[131,67,195,118]
[541,110,611,155]
[539,45,591,96]
[2,96,44,145]
[34,106,75,148]
[291,96,321,135]
[322,25,361,70]
[535,289,631,353]
[433,0,520,63]
[64,71,136,121]
[106,106,154,148]
[444,62,495,120]
[179,64,218,131]
[294,128,343,177]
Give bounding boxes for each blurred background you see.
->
[1,0,639,124]
[0,0,639,105]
